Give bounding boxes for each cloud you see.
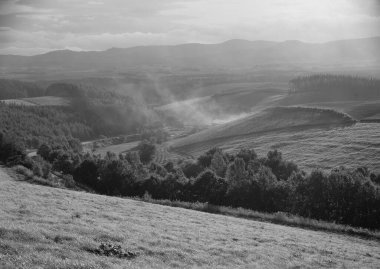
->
[0,0,379,55]
[349,0,380,17]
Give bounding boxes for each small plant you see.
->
[54,235,63,243]
[142,191,152,201]
[62,174,76,188]
[72,212,81,219]
[91,242,138,259]
[52,234,74,244]
[13,165,33,179]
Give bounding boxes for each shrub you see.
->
[192,169,227,204]
[180,160,203,179]
[137,141,156,164]
[62,174,76,189]
[73,159,99,187]
[13,165,33,179]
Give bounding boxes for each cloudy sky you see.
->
[0,0,379,55]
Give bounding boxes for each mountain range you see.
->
[1,37,379,73]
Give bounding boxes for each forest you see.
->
[289,74,380,95]
[0,81,154,149]
[0,103,91,149]
[0,79,45,99]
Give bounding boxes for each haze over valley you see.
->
[1,0,380,268]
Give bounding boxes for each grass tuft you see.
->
[0,228,41,243]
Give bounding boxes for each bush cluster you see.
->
[31,142,380,230]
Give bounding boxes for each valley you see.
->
[2,2,380,268]
[2,70,380,173]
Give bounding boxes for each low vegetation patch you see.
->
[87,243,138,259]
[137,196,380,241]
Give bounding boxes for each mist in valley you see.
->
[1,1,380,268]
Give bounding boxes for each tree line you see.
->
[2,135,379,230]
[289,74,380,95]
[0,79,45,99]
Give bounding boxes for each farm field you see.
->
[2,96,69,106]
[2,99,37,106]
[170,123,380,173]
[169,107,355,149]
[172,81,289,100]
[279,100,380,121]
[1,166,380,268]
[153,145,185,164]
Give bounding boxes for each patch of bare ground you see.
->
[0,166,379,268]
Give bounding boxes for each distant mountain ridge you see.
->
[1,37,379,73]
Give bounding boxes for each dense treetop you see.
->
[289,74,380,95]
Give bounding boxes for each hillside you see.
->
[156,84,286,126]
[170,107,355,149]
[1,37,379,74]
[1,167,379,268]
[168,122,380,173]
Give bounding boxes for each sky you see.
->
[0,0,379,55]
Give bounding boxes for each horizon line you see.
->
[1,35,379,57]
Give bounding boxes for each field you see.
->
[2,99,37,106]
[153,145,185,164]
[173,81,289,99]
[1,166,380,268]
[170,122,380,173]
[279,99,380,121]
[169,107,355,146]
[2,96,70,106]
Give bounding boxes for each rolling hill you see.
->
[167,107,380,172]
[169,107,356,149]
[1,166,380,268]
[156,83,287,126]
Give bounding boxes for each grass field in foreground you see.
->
[1,167,380,268]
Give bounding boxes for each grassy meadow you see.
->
[1,166,380,268]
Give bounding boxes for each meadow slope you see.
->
[0,167,379,268]
[170,107,355,149]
